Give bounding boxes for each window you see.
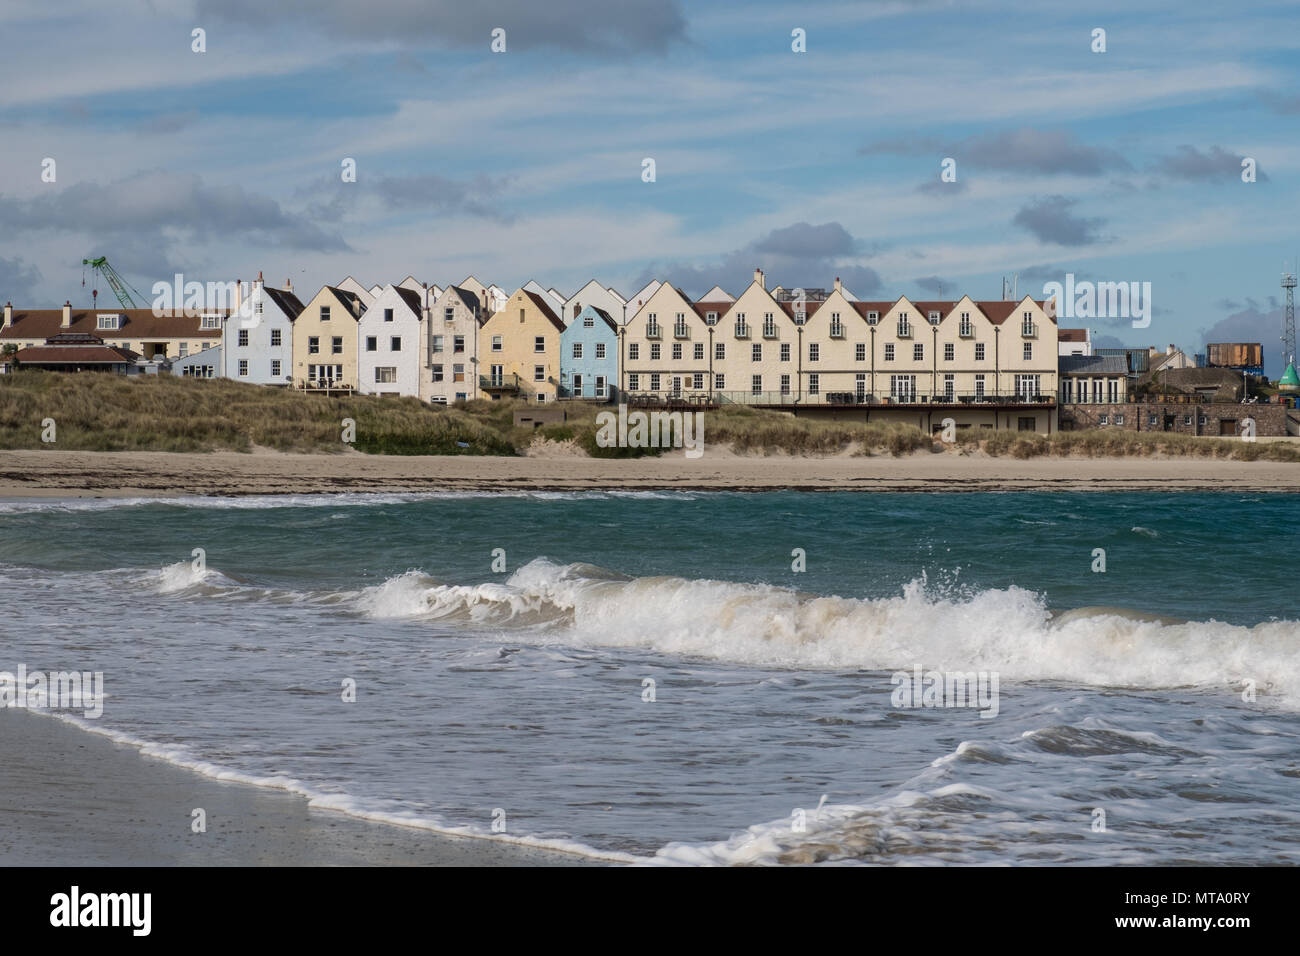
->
[780,343,790,362]
[1023,342,1032,361]
[320,306,330,322]
[332,337,343,354]
[179,343,188,358]
[884,343,895,361]
[97,314,119,330]
[308,336,319,354]
[829,313,844,337]
[898,313,912,337]
[628,373,640,390]
[913,343,923,361]
[432,364,444,382]
[866,311,879,324]
[583,315,594,328]
[432,335,444,353]
[715,342,725,360]
[1063,379,1074,402]
[959,312,972,337]
[975,374,985,397]
[445,307,455,322]
[650,344,661,361]
[1184,415,1193,426]
[534,365,545,382]
[629,343,640,360]
[536,393,546,403]
[384,308,393,322]
[714,373,725,389]
[706,311,718,324]
[855,343,866,362]
[975,342,985,361]
[1116,414,1126,426]
[390,337,401,351]
[1107,378,1118,403]
[1015,374,1041,398]
[572,343,583,360]
[693,373,704,389]
[693,343,703,360]
[453,363,465,382]
[1148,414,1158,426]
[453,336,464,353]
[808,343,820,362]
[807,373,818,394]
[650,373,660,391]
[928,311,941,324]
[534,336,545,353]
[491,335,502,352]
[672,343,682,361]
[366,336,377,352]
[856,373,866,400]
[752,344,762,362]
[751,374,762,394]
[255,301,263,315]
[762,313,777,338]
[890,374,916,402]
[200,315,221,330]
[238,359,248,376]
[596,343,607,360]
[375,367,397,384]
[1018,417,1036,432]
[271,360,281,377]
[944,343,954,361]
[943,373,954,400]
[270,329,281,347]
[596,375,607,397]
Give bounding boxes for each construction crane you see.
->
[81,256,146,310]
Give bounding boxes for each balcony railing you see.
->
[762,322,778,339]
[480,372,522,392]
[897,321,912,337]
[673,322,690,339]
[714,390,1056,406]
[735,322,751,338]
[959,320,973,337]
[1022,321,1037,337]
[829,322,845,338]
[645,323,662,339]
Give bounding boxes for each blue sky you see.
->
[1,0,1297,373]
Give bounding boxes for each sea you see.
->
[1,490,1297,865]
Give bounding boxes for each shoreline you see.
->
[0,709,604,866]
[2,448,1300,496]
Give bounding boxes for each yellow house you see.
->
[291,285,367,389]
[478,289,566,403]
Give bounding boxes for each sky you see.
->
[1,0,1297,374]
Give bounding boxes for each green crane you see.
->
[81,256,146,310]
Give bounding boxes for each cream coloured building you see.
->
[290,285,367,389]
[621,283,713,398]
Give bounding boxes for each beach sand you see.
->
[0,710,599,866]
[1,447,1298,497]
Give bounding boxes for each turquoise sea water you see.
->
[1,491,1297,863]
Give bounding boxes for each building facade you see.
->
[559,305,619,400]
[424,285,483,404]
[222,277,302,385]
[477,289,566,403]
[290,286,367,389]
[358,284,427,397]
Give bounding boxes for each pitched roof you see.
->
[0,308,224,341]
[393,285,424,315]
[263,287,305,320]
[976,300,1054,324]
[521,290,566,331]
[850,301,895,318]
[443,285,481,314]
[692,300,732,319]
[582,306,619,333]
[777,300,823,320]
[321,286,366,319]
[14,340,141,363]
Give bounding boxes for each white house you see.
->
[336,276,376,309]
[358,283,428,397]
[222,274,303,385]
[561,279,627,328]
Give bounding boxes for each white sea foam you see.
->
[356,558,1300,705]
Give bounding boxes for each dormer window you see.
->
[866,311,879,325]
[96,313,121,331]
[928,311,941,324]
[706,311,718,324]
[199,314,221,330]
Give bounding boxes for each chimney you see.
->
[754,267,765,290]
[2,302,10,329]
[255,271,265,291]
[62,301,72,329]
[834,277,842,293]
[1167,343,1175,355]
[233,279,243,312]
[285,278,293,292]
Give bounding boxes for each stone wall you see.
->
[1059,402,1287,437]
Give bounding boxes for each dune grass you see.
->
[0,371,1296,460]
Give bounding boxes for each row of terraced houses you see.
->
[2,267,1093,433]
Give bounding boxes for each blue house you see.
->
[560,305,619,401]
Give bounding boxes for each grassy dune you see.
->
[0,370,1296,460]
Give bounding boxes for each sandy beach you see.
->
[0,710,599,866]
[2,447,1299,496]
